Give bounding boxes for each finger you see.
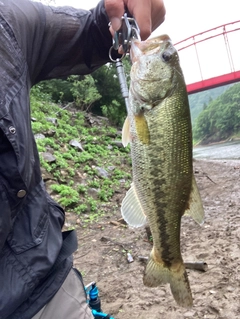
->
[152,4,166,31]
[128,0,152,40]
[105,0,125,32]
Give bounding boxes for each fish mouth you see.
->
[130,35,172,63]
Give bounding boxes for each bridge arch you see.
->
[174,21,240,94]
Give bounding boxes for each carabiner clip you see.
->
[112,13,141,54]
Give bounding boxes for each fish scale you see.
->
[121,34,204,307]
[132,96,192,263]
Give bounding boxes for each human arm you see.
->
[2,0,115,85]
[3,0,165,85]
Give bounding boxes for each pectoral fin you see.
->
[135,114,150,145]
[184,175,204,225]
[122,116,131,147]
[121,183,147,227]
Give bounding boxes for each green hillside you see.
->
[193,82,240,144]
[30,86,132,222]
[189,84,234,124]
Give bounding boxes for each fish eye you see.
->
[161,50,172,62]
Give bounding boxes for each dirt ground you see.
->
[65,159,240,319]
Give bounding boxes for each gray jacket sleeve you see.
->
[2,0,114,85]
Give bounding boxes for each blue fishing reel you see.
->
[85,282,114,319]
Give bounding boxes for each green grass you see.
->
[31,88,132,224]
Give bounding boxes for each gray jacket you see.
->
[0,0,114,318]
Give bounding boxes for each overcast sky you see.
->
[52,0,240,84]
[53,0,240,41]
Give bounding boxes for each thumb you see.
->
[105,0,124,32]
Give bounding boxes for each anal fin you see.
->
[184,175,204,225]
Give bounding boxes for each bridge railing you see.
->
[174,21,240,93]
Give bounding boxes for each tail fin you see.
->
[143,255,193,308]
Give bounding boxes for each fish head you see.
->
[129,34,183,114]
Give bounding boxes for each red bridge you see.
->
[174,21,240,94]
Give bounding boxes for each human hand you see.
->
[105,0,165,41]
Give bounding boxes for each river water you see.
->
[193,141,240,160]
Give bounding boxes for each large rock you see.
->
[34,133,46,140]
[95,167,109,178]
[112,140,124,148]
[41,152,56,163]
[46,117,58,126]
[69,139,84,151]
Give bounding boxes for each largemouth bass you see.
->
[121,34,204,307]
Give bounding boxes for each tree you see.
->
[92,57,131,125]
[37,79,74,103]
[32,56,132,125]
[193,82,240,142]
[70,75,101,111]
